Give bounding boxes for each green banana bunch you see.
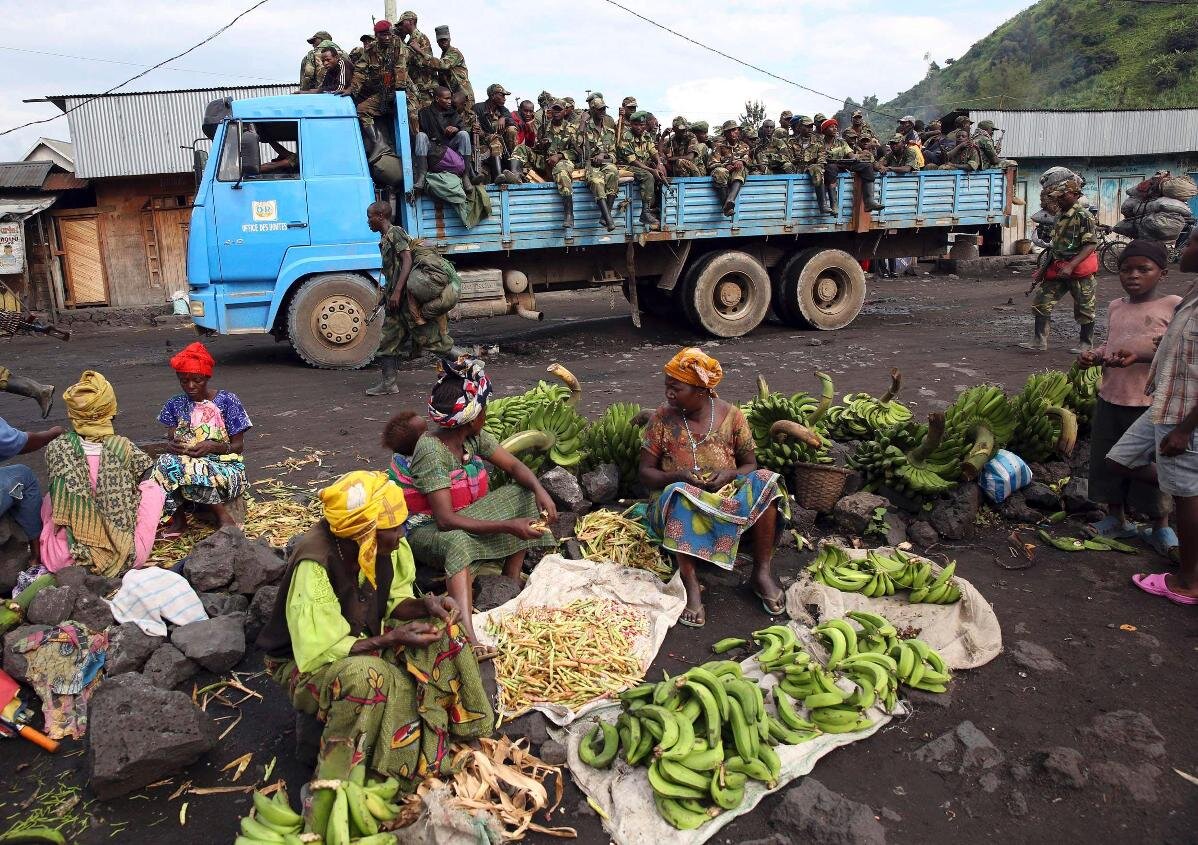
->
[301,767,402,845]
[1010,371,1078,463]
[483,363,581,442]
[741,373,833,473]
[580,402,646,497]
[907,559,961,604]
[807,544,961,604]
[232,786,310,845]
[923,384,1015,481]
[889,636,952,693]
[500,400,589,474]
[823,369,914,442]
[1065,362,1101,434]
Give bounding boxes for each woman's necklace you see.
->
[681,396,716,473]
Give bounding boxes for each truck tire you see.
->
[680,250,772,338]
[774,248,866,330]
[286,273,382,369]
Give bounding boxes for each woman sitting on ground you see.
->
[257,471,493,789]
[639,347,789,627]
[40,371,166,576]
[400,357,557,653]
[152,342,252,537]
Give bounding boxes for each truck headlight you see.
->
[189,300,205,317]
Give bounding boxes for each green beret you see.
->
[630,110,650,122]
[889,133,906,143]
[690,121,709,133]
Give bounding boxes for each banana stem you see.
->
[960,424,996,480]
[770,419,823,448]
[546,363,582,407]
[756,374,770,402]
[1047,406,1078,457]
[810,371,835,424]
[906,413,946,466]
[500,429,556,455]
[880,368,902,404]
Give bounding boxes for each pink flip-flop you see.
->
[1132,573,1198,606]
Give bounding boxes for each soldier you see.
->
[364,201,460,395]
[755,125,795,175]
[920,119,942,145]
[665,116,700,177]
[579,96,620,231]
[399,10,442,134]
[474,83,517,182]
[938,129,982,171]
[788,116,829,214]
[974,120,1014,169]
[562,97,577,122]
[709,120,751,216]
[453,90,484,183]
[877,134,919,174]
[819,118,883,212]
[616,96,637,142]
[687,121,712,176]
[350,20,410,151]
[299,30,331,90]
[435,25,474,105]
[850,109,875,140]
[812,113,827,129]
[1021,178,1098,352]
[307,41,352,94]
[349,34,373,65]
[533,91,554,124]
[541,100,582,229]
[779,110,793,131]
[618,111,665,229]
[586,92,617,130]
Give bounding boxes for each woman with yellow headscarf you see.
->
[256,470,493,792]
[39,371,166,576]
[639,348,793,627]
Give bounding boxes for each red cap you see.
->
[373,20,392,33]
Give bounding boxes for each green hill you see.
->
[863,0,1198,123]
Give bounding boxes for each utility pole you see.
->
[384,0,396,22]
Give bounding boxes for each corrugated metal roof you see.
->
[55,84,293,179]
[0,161,53,189]
[42,173,89,192]
[971,109,1198,158]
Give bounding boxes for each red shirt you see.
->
[511,112,536,146]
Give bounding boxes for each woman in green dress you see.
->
[402,357,558,652]
[257,470,493,791]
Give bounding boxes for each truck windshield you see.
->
[216,120,301,182]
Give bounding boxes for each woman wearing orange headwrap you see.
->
[640,348,789,627]
[257,471,492,790]
[151,342,253,537]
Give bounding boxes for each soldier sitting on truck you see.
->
[710,120,751,217]
[617,111,665,230]
[580,96,620,232]
[540,100,582,230]
[474,83,518,183]
[877,135,919,174]
[820,118,883,212]
[414,85,474,193]
[788,116,830,215]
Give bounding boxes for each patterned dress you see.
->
[152,390,251,513]
[642,404,784,570]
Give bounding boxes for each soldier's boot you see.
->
[488,155,504,183]
[497,160,524,185]
[1017,316,1050,352]
[562,194,574,230]
[1070,322,1096,355]
[714,183,728,208]
[825,182,839,215]
[460,166,473,193]
[597,197,616,232]
[365,356,401,396]
[3,375,55,419]
[411,154,428,192]
[640,205,660,230]
[722,181,742,217]
[815,185,831,215]
[864,180,885,211]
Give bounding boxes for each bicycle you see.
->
[1097,221,1193,273]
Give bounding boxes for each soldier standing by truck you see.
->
[435,25,474,105]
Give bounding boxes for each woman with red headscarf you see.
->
[639,348,793,627]
[151,343,252,537]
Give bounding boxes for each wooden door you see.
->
[155,208,191,292]
[57,216,108,306]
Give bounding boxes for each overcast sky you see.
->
[0,0,1031,162]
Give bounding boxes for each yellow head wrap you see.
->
[63,370,117,439]
[319,471,408,588]
[664,347,723,390]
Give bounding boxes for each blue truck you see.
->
[187,93,1014,368]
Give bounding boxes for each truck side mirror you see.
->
[193,149,208,185]
[239,127,261,178]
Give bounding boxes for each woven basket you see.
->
[791,462,852,513]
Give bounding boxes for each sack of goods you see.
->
[1139,211,1191,242]
[1030,208,1057,226]
[1159,174,1198,201]
[1117,182,1195,242]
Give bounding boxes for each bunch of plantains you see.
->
[823,369,914,441]
[807,544,962,604]
[742,373,833,474]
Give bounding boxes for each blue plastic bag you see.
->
[978,449,1032,504]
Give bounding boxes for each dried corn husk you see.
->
[403,737,575,841]
[573,508,671,579]
[489,599,648,718]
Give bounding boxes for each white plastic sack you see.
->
[979,449,1032,504]
[472,555,686,726]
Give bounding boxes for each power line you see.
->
[595,0,907,120]
[0,0,274,138]
[0,45,279,82]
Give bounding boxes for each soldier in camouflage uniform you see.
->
[299,30,331,90]
[850,109,875,140]
[475,83,518,182]
[877,134,919,173]
[533,91,554,125]
[709,120,751,216]
[819,118,883,212]
[364,202,460,395]
[349,34,373,66]
[578,97,620,231]
[435,25,474,106]
[618,111,664,229]
[585,92,617,130]
[537,101,583,229]
[937,129,982,171]
[755,126,796,175]
[665,116,701,177]
[788,116,830,214]
[1021,178,1098,352]
[974,120,1015,169]
[350,21,410,151]
[779,111,793,132]
[399,11,442,136]
[686,122,712,176]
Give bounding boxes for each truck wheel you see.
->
[775,248,866,330]
[287,274,382,369]
[681,251,772,337]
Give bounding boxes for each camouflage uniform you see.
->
[404,22,442,131]
[350,40,411,130]
[1033,203,1098,325]
[477,98,517,160]
[377,226,458,360]
[709,135,751,187]
[850,118,875,140]
[300,48,322,90]
[439,46,474,104]
[755,128,796,174]
[879,144,919,170]
[686,125,712,176]
[618,127,660,207]
[943,137,982,171]
[788,134,826,187]
[579,117,619,201]
[540,119,581,196]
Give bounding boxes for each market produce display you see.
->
[576,616,951,830]
[489,599,650,718]
[304,769,404,845]
[921,384,1016,481]
[1010,371,1078,462]
[849,414,955,501]
[807,544,962,604]
[579,402,647,497]
[823,369,914,442]
[1065,362,1101,434]
[742,373,833,473]
[573,507,672,579]
[484,363,581,442]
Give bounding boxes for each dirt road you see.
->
[2,268,1195,844]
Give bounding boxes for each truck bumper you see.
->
[188,289,219,332]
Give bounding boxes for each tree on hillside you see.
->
[738,100,767,133]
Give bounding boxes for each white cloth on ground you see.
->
[105,566,208,637]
